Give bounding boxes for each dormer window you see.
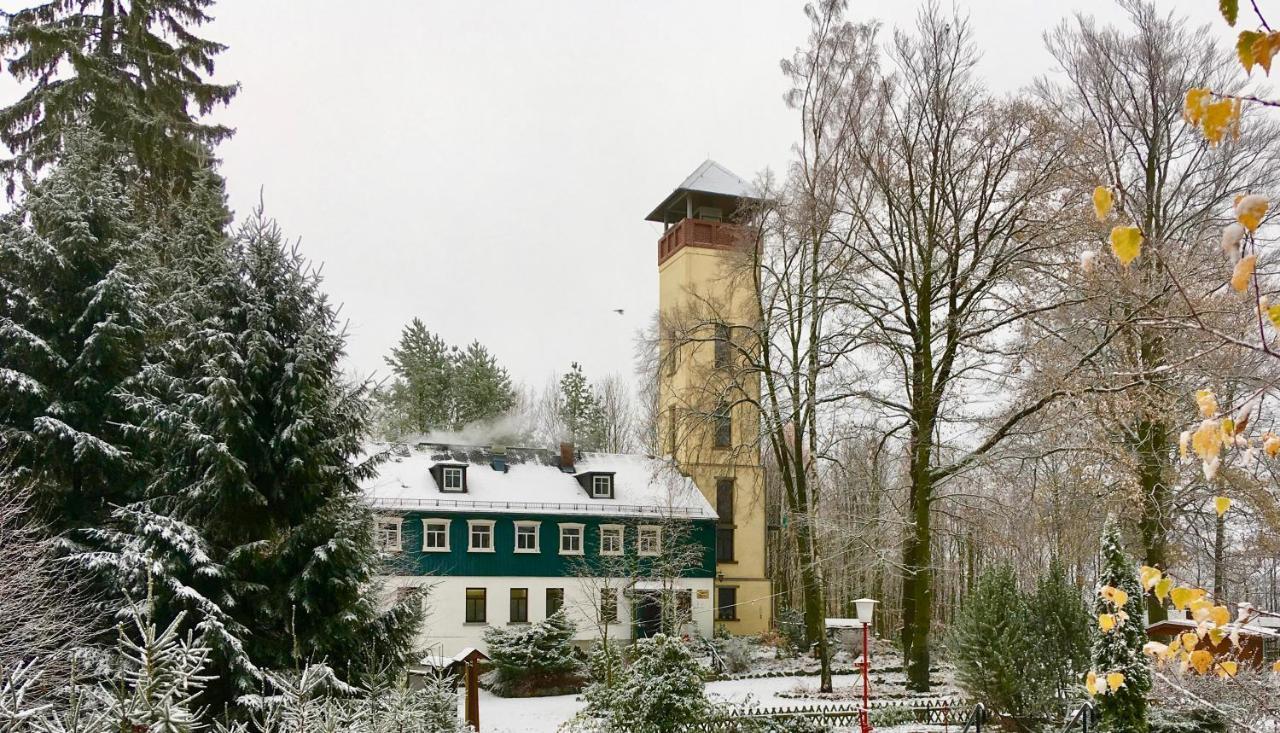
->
[443,466,464,491]
[592,475,613,498]
[430,463,468,493]
[575,471,616,499]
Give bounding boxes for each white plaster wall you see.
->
[383,575,715,658]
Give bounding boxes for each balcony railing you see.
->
[658,217,744,264]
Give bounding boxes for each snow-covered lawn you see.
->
[469,674,865,732]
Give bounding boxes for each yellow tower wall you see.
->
[657,241,773,635]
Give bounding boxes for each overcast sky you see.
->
[85,1,1231,390]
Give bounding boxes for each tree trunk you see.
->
[1136,418,1169,624]
[1213,512,1226,599]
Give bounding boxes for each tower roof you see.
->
[645,159,760,223]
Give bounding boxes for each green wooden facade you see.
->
[383,510,717,578]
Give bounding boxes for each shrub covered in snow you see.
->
[483,611,585,697]
[712,636,754,674]
[569,633,711,732]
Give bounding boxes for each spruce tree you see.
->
[0,131,149,532]
[452,340,516,427]
[558,362,605,450]
[89,209,419,712]
[949,564,1038,720]
[1091,520,1151,733]
[383,319,455,435]
[0,0,238,195]
[380,323,516,436]
[483,611,582,696]
[1030,559,1092,716]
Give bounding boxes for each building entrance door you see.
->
[634,591,662,638]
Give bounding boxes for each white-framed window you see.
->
[442,466,465,492]
[421,518,451,552]
[376,516,403,553]
[638,525,661,556]
[559,523,584,555]
[468,519,495,552]
[591,474,613,498]
[600,524,624,556]
[514,521,541,553]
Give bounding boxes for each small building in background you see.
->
[1146,610,1280,670]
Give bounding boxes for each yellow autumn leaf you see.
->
[1085,670,1099,695]
[1231,254,1257,292]
[1264,432,1280,457]
[1221,418,1236,440]
[1099,613,1117,632]
[1240,30,1263,72]
[1236,194,1269,232]
[1140,566,1162,591]
[1101,585,1129,607]
[1181,631,1200,652]
[1272,659,1280,673]
[1171,586,1197,611]
[1254,32,1280,74]
[1215,496,1232,517]
[1196,389,1219,418]
[1106,672,1125,692]
[1093,186,1113,222]
[1268,305,1280,331]
[1210,605,1231,627]
[1218,660,1239,678]
[1185,87,1212,124]
[1192,420,1223,460]
[1110,226,1142,266]
[1190,649,1214,675]
[1201,98,1239,145]
[1155,576,1173,602]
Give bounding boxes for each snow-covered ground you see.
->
[469,674,865,732]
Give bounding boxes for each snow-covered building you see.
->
[363,441,718,657]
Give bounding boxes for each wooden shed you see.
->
[1146,617,1278,670]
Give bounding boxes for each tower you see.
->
[647,160,772,634]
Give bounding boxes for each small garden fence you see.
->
[676,700,970,732]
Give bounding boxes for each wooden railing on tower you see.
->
[658,217,744,264]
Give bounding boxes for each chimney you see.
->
[559,442,575,472]
[490,444,508,473]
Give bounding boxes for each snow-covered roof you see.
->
[677,159,754,198]
[361,442,717,520]
[644,159,761,222]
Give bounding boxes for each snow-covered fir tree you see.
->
[1091,519,1151,733]
[83,208,420,713]
[570,633,710,733]
[0,131,149,535]
[0,0,238,195]
[482,610,583,696]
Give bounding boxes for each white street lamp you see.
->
[853,598,878,733]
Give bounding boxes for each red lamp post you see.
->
[854,598,878,733]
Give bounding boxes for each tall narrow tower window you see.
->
[714,323,731,368]
[713,403,732,448]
